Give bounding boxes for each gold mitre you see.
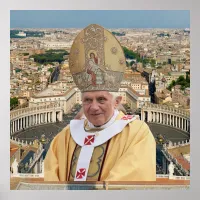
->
[69,24,126,92]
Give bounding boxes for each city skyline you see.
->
[10,10,190,29]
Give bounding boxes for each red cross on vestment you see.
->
[76,168,86,179]
[84,135,95,145]
[121,115,133,120]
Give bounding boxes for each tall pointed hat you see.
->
[69,24,126,92]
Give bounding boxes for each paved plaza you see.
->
[13,116,189,146]
[148,123,190,143]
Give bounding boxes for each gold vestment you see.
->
[44,112,156,181]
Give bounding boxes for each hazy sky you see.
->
[10,10,190,29]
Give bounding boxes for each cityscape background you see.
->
[10,10,190,189]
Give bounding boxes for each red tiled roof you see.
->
[10,143,19,158]
[167,145,190,171]
[170,153,190,171]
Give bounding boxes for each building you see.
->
[28,80,82,114]
[16,31,26,37]
[40,41,73,50]
[122,70,149,94]
[170,71,186,81]
[172,86,190,109]
[119,86,151,111]
[154,89,172,104]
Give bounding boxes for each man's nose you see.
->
[90,101,99,111]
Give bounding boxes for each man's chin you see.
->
[90,120,104,127]
[92,122,103,127]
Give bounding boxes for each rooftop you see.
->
[168,144,190,171]
[10,143,19,157]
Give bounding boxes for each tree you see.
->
[176,75,185,83]
[167,80,176,91]
[10,97,18,109]
[186,71,190,83]
[150,59,156,68]
[112,32,125,36]
[167,75,190,91]
[123,47,140,61]
[48,68,53,73]
[126,61,129,67]
[130,61,135,66]
[15,68,21,73]
[29,50,68,64]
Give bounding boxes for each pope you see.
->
[44,24,156,182]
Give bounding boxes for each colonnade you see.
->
[10,105,63,135]
[141,103,190,132]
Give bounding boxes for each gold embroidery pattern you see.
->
[111,47,117,54]
[69,24,126,92]
[69,143,107,181]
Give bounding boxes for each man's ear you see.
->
[115,96,122,107]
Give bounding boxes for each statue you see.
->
[168,161,175,177]
[11,159,19,175]
[42,160,44,174]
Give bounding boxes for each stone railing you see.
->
[164,140,190,150]
[156,174,190,180]
[11,173,44,178]
[10,137,32,147]
[156,174,169,178]
[170,176,190,180]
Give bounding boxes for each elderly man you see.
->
[44,24,156,182]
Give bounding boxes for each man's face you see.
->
[82,91,120,126]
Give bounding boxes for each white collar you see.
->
[70,114,136,147]
[87,109,119,129]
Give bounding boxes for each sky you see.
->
[10,10,190,29]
